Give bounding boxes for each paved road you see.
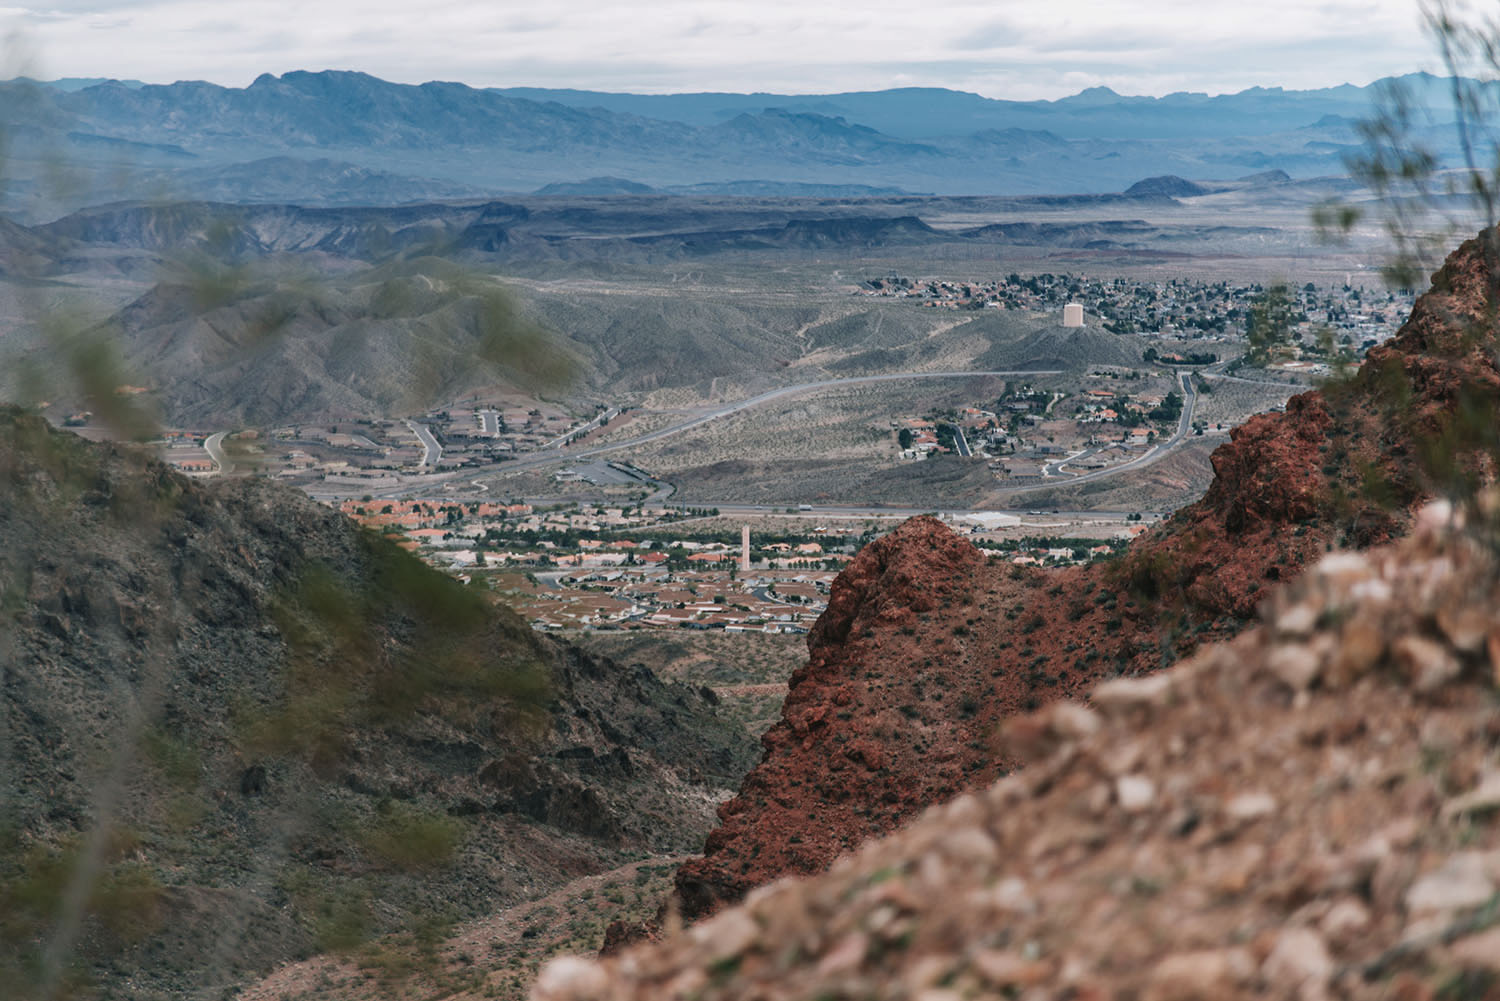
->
[1200,369,1309,390]
[339,370,1060,499]
[953,425,972,457]
[669,502,1160,521]
[314,366,1220,509]
[1018,369,1200,492]
[204,431,231,474]
[547,371,1056,462]
[1043,443,1117,478]
[540,407,621,450]
[404,420,442,467]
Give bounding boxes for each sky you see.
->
[0,0,1440,100]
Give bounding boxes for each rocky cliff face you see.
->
[540,502,1500,1001]
[665,232,1500,924]
[0,408,757,1000]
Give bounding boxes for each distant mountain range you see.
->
[0,71,1475,220]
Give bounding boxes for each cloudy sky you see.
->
[1,0,1438,99]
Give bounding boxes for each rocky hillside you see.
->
[0,408,757,1000]
[539,500,1500,1001]
[661,231,1500,923]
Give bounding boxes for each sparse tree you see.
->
[1245,282,1297,366]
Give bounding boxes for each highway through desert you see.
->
[310,365,1248,516]
[330,370,1060,501]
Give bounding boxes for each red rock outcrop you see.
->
[667,231,1500,924]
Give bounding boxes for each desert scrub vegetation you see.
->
[360,802,467,871]
[242,858,687,1001]
[0,829,166,993]
[238,530,552,769]
[573,631,804,736]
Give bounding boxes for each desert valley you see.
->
[8,12,1500,1000]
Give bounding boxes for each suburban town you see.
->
[309,497,1131,632]
[107,271,1418,636]
[128,273,1417,494]
[859,270,1415,350]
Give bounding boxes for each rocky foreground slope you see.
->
[540,501,1500,1001]
[0,408,756,1000]
[663,232,1500,922]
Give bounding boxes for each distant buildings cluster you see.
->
[858,271,1414,350]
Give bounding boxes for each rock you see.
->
[1319,898,1371,945]
[1393,634,1461,692]
[1002,713,1064,763]
[1437,605,1490,653]
[1488,629,1500,687]
[1413,500,1456,540]
[1225,792,1276,821]
[1349,576,1393,606]
[1261,928,1332,999]
[914,990,965,1001]
[1440,771,1500,820]
[1116,775,1157,813]
[1327,618,1386,686]
[815,933,868,976]
[903,956,957,992]
[1092,674,1174,716]
[532,956,612,1000]
[1275,602,1320,638]
[1267,643,1322,691]
[970,950,1051,987]
[1312,551,1369,585]
[941,827,998,866]
[689,908,760,961]
[1049,701,1102,742]
[1448,925,1500,972]
[984,876,1036,916]
[1404,853,1496,915]
[1143,949,1253,1001]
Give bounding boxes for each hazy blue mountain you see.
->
[491,74,1462,140]
[169,156,490,205]
[535,177,659,195]
[0,69,1477,219]
[705,109,942,162]
[6,76,147,91]
[664,180,918,196]
[1124,175,1213,197]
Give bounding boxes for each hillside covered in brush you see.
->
[0,408,758,999]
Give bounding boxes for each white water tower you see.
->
[1062,303,1085,327]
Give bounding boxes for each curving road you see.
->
[204,431,232,475]
[404,419,442,467]
[1025,369,1199,491]
[340,370,1061,499]
[548,371,1059,464]
[953,424,972,457]
[540,407,621,451]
